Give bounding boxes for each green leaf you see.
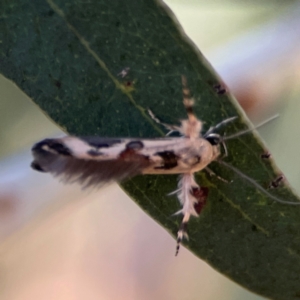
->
[1,1,300,299]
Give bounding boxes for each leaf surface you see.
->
[1,1,300,299]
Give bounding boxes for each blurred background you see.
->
[1,1,300,299]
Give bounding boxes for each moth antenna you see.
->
[204,116,238,137]
[181,75,196,122]
[217,160,300,205]
[224,114,279,141]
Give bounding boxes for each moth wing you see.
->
[31,137,151,187]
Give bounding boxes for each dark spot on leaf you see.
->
[88,95,99,103]
[213,83,227,95]
[261,151,271,159]
[48,10,54,17]
[115,21,120,27]
[120,54,126,61]
[41,9,55,17]
[54,80,61,88]
[207,80,227,95]
[269,175,284,189]
[294,291,300,298]
[146,181,153,189]
[122,80,135,92]
[252,225,257,232]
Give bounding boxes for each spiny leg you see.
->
[180,76,203,139]
[147,109,180,135]
[174,173,208,256]
[176,215,189,256]
[181,75,197,122]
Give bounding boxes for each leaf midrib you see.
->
[46,0,165,135]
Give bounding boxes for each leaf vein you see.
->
[46,0,164,136]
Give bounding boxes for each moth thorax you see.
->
[180,119,202,139]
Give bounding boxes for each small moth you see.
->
[31,76,300,255]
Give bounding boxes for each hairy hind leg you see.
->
[181,75,196,122]
[174,173,208,255]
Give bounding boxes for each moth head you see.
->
[205,133,227,158]
[205,133,222,146]
[204,114,279,149]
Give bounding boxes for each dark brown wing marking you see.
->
[268,175,284,189]
[126,141,144,150]
[154,151,179,170]
[80,137,122,148]
[87,149,104,157]
[34,139,72,156]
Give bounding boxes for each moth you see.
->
[31,76,300,255]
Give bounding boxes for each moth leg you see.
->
[176,215,190,256]
[205,167,231,183]
[175,173,201,256]
[147,108,180,135]
[181,75,197,122]
[221,140,228,158]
